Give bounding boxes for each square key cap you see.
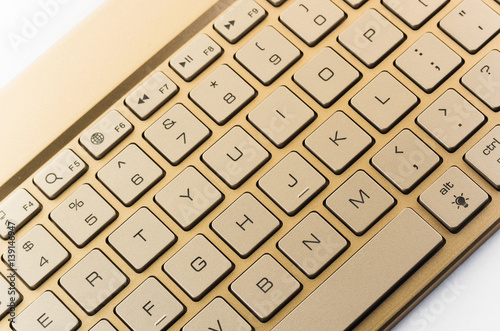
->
[212,192,281,258]
[383,0,448,30]
[97,144,164,206]
[230,254,301,322]
[164,234,233,301]
[235,26,301,85]
[0,188,41,239]
[155,166,223,230]
[419,166,490,232]
[258,151,327,216]
[182,297,253,331]
[278,212,348,278]
[202,126,270,189]
[371,129,441,193]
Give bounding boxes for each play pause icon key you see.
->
[125,71,178,120]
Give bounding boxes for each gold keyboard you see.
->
[1,0,500,330]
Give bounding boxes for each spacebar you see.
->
[272,208,444,331]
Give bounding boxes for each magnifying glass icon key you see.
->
[45,173,63,184]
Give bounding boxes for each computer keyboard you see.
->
[1,0,500,330]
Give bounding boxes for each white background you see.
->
[1,1,499,330]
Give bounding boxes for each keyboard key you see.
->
[338,9,405,68]
[272,208,443,331]
[439,0,500,53]
[144,103,211,165]
[214,0,267,43]
[395,33,463,92]
[125,72,178,119]
[344,0,367,9]
[13,291,80,331]
[248,86,316,148]
[235,26,301,85]
[258,151,327,216]
[278,212,348,278]
[230,254,301,322]
[212,192,281,258]
[3,225,69,289]
[50,184,117,247]
[202,126,270,188]
[182,297,253,331]
[304,111,373,174]
[461,49,500,111]
[350,71,419,133]
[89,320,117,331]
[293,47,360,107]
[372,129,441,193]
[155,166,223,230]
[108,207,176,272]
[417,89,486,151]
[268,0,286,6]
[464,125,500,189]
[59,249,128,315]
[0,273,22,319]
[116,277,185,331]
[0,189,41,239]
[33,149,88,199]
[383,0,449,29]
[190,65,256,125]
[280,0,345,46]
[80,110,133,159]
[325,170,396,235]
[163,234,233,301]
[97,144,164,206]
[420,166,490,232]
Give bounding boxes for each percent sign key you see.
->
[69,199,84,211]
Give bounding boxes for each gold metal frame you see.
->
[1,0,499,329]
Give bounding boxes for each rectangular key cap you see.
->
[231,254,301,322]
[258,151,327,216]
[50,184,117,247]
[3,225,69,289]
[13,291,80,331]
[0,189,41,239]
[420,166,490,232]
[461,50,500,111]
[383,0,448,30]
[272,208,444,331]
[280,0,345,46]
[293,47,360,107]
[125,72,178,120]
[164,234,233,301]
[372,129,441,193]
[214,0,267,43]
[189,65,256,125]
[60,249,128,315]
[80,110,133,159]
[0,273,22,319]
[182,297,253,331]
[464,125,500,189]
[116,277,185,331]
[33,149,88,199]
[338,9,405,68]
[144,103,211,165]
[170,34,222,81]
[395,33,463,93]
[108,207,176,272]
[97,144,164,206]
[235,26,301,85]
[439,0,500,53]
